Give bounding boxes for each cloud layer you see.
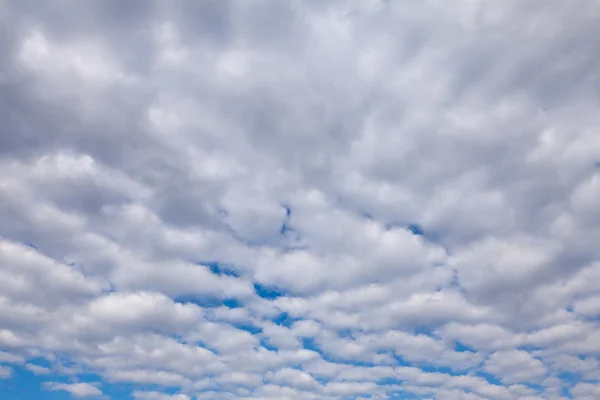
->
[1,0,600,399]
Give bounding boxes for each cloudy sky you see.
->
[1,0,600,399]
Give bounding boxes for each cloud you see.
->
[573,294,600,317]
[133,392,191,400]
[0,351,24,364]
[0,365,13,379]
[484,350,547,384]
[25,363,52,375]
[43,382,103,398]
[1,0,600,399]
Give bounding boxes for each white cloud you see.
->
[484,350,547,384]
[571,382,600,400]
[573,294,600,318]
[0,351,24,364]
[105,369,191,387]
[266,367,321,391]
[44,382,103,398]
[0,239,108,308]
[26,363,52,375]
[133,392,191,400]
[324,381,378,395]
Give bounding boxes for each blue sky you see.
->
[1,0,600,399]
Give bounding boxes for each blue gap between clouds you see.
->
[253,282,285,300]
[175,262,239,307]
[184,260,289,306]
[382,221,445,245]
[176,261,293,339]
[455,341,477,353]
[196,261,240,278]
[25,357,52,369]
[524,383,556,398]
[272,311,297,327]
[558,372,579,387]
[474,370,503,386]
[173,294,242,309]
[189,206,298,308]
[233,323,263,336]
[383,222,424,236]
[555,375,576,399]
[259,339,278,352]
[0,365,144,400]
[377,376,425,399]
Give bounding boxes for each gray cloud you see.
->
[1,0,599,399]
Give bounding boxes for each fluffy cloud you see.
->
[571,382,600,400]
[26,363,52,375]
[484,350,547,384]
[1,0,600,399]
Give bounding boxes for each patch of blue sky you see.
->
[392,355,430,370]
[300,337,320,353]
[0,366,133,400]
[474,370,503,386]
[454,341,477,352]
[271,311,297,327]
[417,364,461,376]
[173,294,235,309]
[232,322,263,335]
[259,338,279,352]
[253,282,285,300]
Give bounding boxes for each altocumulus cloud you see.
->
[1,0,600,399]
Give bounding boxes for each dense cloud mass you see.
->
[1,0,600,399]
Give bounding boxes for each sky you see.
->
[1,0,600,399]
